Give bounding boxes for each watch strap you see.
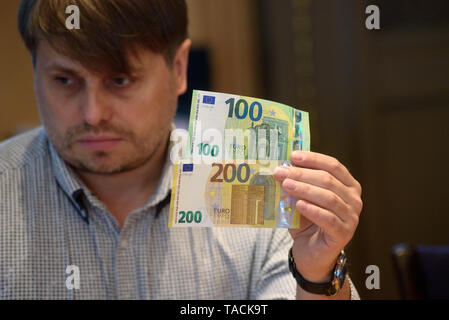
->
[288,247,347,296]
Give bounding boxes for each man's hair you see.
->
[18,0,188,74]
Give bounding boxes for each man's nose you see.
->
[81,83,112,126]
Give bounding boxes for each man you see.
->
[0,0,362,299]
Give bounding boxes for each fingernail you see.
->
[283,179,296,190]
[292,150,304,161]
[274,166,289,179]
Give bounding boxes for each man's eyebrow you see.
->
[118,65,144,76]
[44,63,144,77]
[45,64,80,76]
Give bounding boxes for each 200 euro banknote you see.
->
[169,160,300,228]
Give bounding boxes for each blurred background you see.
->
[1,0,448,299]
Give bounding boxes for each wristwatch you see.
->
[288,247,348,296]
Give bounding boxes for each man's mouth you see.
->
[77,135,123,151]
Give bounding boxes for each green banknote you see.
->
[169,160,300,228]
[187,90,310,162]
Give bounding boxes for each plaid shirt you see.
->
[0,127,359,299]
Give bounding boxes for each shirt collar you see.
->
[48,123,177,223]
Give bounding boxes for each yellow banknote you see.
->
[169,160,300,229]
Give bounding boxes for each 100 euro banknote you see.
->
[186,90,310,161]
[169,160,300,228]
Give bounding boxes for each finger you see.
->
[290,151,361,194]
[282,178,351,223]
[274,166,360,210]
[296,199,345,243]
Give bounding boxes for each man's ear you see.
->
[172,38,191,95]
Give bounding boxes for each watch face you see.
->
[331,252,347,295]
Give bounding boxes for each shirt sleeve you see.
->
[348,276,361,300]
[251,228,361,300]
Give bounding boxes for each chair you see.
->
[392,243,449,299]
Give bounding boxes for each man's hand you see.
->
[274,150,363,287]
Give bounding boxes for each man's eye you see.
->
[112,77,132,86]
[55,76,74,85]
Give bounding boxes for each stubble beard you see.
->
[49,122,168,175]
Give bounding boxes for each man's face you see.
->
[33,38,189,174]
